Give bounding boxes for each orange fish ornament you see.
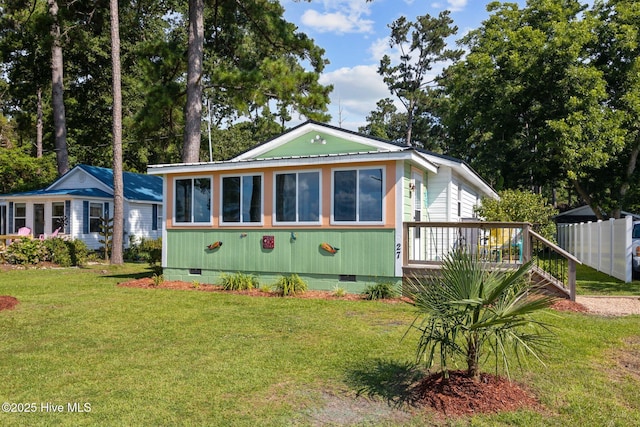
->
[320,242,339,254]
[207,241,223,250]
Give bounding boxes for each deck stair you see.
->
[403,222,580,301]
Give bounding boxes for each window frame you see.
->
[13,202,26,232]
[89,202,103,233]
[172,176,213,225]
[273,170,322,226]
[331,166,385,225]
[52,201,65,233]
[219,172,264,226]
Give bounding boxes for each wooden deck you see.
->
[402,222,579,300]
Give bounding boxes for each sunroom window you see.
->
[275,171,320,223]
[333,168,383,223]
[174,177,212,224]
[222,175,262,224]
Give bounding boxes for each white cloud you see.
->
[431,0,467,12]
[319,65,399,130]
[301,10,373,34]
[368,37,391,62]
[447,0,468,12]
[299,0,374,34]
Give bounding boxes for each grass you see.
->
[0,263,639,425]
[576,263,640,295]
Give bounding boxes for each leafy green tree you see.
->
[378,12,462,146]
[407,251,555,381]
[582,0,640,218]
[436,0,638,218]
[475,189,558,241]
[0,147,57,193]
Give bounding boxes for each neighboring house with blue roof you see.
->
[0,164,163,250]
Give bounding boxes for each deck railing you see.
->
[403,221,579,300]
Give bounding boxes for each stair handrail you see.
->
[528,229,581,301]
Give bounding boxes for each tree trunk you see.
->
[109,0,124,265]
[36,87,43,158]
[182,0,204,163]
[466,335,480,381]
[572,179,604,220]
[48,0,69,176]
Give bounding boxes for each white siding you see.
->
[460,182,480,219]
[127,202,161,243]
[51,169,110,193]
[426,167,452,221]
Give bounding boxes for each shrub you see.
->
[124,236,162,265]
[43,237,73,267]
[67,238,89,266]
[274,274,307,296]
[332,285,347,297]
[362,282,398,300]
[4,237,48,265]
[259,285,272,293]
[220,272,259,290]
[5,237,88,267]
[152,273,164,287]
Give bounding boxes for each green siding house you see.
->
[148,121,497,292]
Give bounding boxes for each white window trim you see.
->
[219,172,264,226]
[14,202,26,231]
[273,169,322,226]
[330,166,386,226]
[89,202,103,233]
[172,176,213,226]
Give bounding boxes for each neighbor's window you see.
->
[275,171,320,223]
[14,203,26,232]
[174,177,212,224]
[52,202,65,233]
[89,202,103,233]
[222,174,262,224]
[333,168,383,223]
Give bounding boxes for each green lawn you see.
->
[0,264,639,426]
[576,263,640,295]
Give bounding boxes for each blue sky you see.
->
[281,0,528,131]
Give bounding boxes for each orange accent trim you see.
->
[165,161,398,230]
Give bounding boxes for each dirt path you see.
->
[576,296,640,316]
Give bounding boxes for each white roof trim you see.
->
[419,152,497,199]
[148,150,438,175]
[47,166,113,194]
[233,122,405,161]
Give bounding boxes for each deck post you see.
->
[522,223,531,263]
[568,259,577,301]
[403,222,409,268]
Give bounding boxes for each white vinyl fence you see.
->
[556,216,632,283]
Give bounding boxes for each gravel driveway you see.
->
[576,296,640,316]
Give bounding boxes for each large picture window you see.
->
[333,168,383,223]
[174,177,212,224]
[275,171,320,223]
[222,175,262,224]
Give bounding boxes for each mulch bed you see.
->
[116,277,411,302]
[413,370,542,417]
[0,296,19,311]
[549,298,589,313]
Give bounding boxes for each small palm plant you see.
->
[406,250,556,381]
